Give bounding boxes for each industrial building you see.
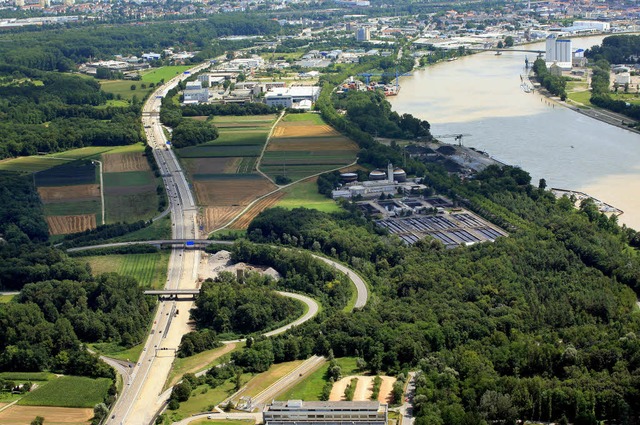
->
[545,35,572,70]
[263,400,388,425]
[264,86,321,109]
[182,81,209,104]
[332,164,420,199]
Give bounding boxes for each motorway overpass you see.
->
[66,239,232,252]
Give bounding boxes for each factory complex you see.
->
[263,400,388,425]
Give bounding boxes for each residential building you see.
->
[263,400,388,425]
[356,27,371,41]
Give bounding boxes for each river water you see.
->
[388,35,640,230]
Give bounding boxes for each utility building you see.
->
[264,400,388,425]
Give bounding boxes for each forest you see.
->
[237,161,640,425]
[0,66,143,158]
[532,58,567,100]
[0,171,154,386]
[585,35,640,64]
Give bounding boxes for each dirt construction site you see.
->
[329,376,396,403]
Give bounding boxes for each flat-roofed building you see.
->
[264,400,388,425]
[264,86,321,108]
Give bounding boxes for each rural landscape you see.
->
[1,3,640,425]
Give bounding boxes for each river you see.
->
[388,35,640,230]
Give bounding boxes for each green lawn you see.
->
[276,179,341,213]
[18,376,112,408]
[0,157,69,173]
[90,342,144,363]
[0,294,15,303]
[46,146,117,160]
[567,89,593,107]
[141,66,192,84]
[0,372,55,381]
[167,343,244,389]
[105,190,159,223]
[275,358,363,401]
[204,130,269,146]
[168,378,248,423]
[77,251,170,288]
[104,215,172,242]
[610,92,640,105]
[283,112,325,124]
[100,80,153,101]
[212,114,276,123]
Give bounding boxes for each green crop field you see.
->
[104,170,155,187]
[105,192,159,223]
[34,160,97,186]
[0,157,69,173]
[192,173,264,181]
[0,372,54,382]
[178,145,262,158]
[204,130,269,146]
[212,114,276,123]
[276,179,341,213]
[283,112,325,124]
[18,376,111,408]
[46,146,117,160]
[78,251,170,289]
[141,66,192,84]
[43,200,100,216]
[277,357,357,401]
[261,164,348,182]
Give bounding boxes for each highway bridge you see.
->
[67,239,232,252]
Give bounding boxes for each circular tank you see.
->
[393,168,407,182]
[369,170,387,181]
[340,172,358,183]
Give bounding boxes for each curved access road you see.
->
[66,242,368,310]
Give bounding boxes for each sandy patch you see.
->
[329,375,396,402]
[0,405,93,425]
[579,174,640,231]
[46,214,96,235]
[38,185,100,203]
[102,152,150,173]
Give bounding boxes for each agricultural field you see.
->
[101,147,161,224]
[0,294,15,303]
[176,115,278,233]
[141,65,192,84]
[260,113,358,182]
[0,405,93,425]
[18,376,111,408]
[90,342,144,363]
[275,178,341,213]
[227,192,284,230]
[76,251,171,289]
[100,80,153,102]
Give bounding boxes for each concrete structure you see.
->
[573,20,611,32]
[264,400,387,425]
[264,86,321,108]
[356,27,371,42]
[545,35,572,70]
[183,81,209,104]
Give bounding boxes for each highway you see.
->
[108,61,211,425]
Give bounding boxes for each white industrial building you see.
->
[573,20,611,32]
[545,35,572,70]
[183,81,209,104]
[264,400,387,425]
[264,86,321,108]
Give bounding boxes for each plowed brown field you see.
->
[329,376,396,402]
[193,178,276,206]
[185,157,239,175]
[0,405,93,425]
[272,124,338,138]
[202,206,245,233]
[46,214,96,235]
[229,192,284,230]
[267,137,358,152]
[38,185,100,203]
[102,152,149,173]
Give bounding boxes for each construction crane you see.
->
[356,69,412,93]
[432,133,471,146]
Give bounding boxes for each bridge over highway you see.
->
[66,239,232,252]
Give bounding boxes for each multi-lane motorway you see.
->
[108,62,211,425]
